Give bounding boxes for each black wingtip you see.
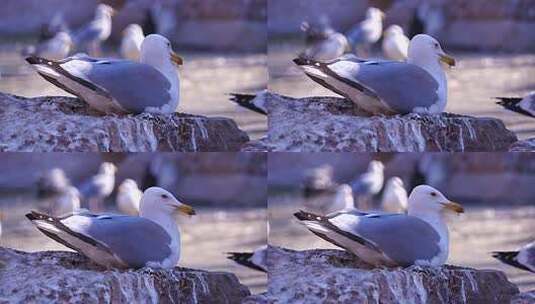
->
[294,210,322,221]
[226,252,266,272]
[25,210,45,221]
[25,56,42,65]
[293,57,316,66]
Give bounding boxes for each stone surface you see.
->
[0,93,249,152]
[265,93,518,152]
[510,138,535,152]
[511,291,535,304]
[0,247,251,304]
[264,246,520,304]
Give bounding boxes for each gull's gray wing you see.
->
[60,58,172,113]
[323,59,440,113]
[62,213,172,268]
[328,212,441,266]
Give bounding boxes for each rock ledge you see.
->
[0,247,250,304]
[258,246,519,304]
[264,93,518,152]
[0,93,249,152]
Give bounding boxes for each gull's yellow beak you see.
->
[441,201,464,214]
[439,53,456,67]
[170,51,184,66]
[177,203,196,216]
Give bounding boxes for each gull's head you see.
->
[408,185,463,216]
[118,179,139,192]
[99,162,117,175]
[140,34,183,66]
[384,25,404,37]
[368,160,384,173]
[408,34,455,68]
[96,4,115,18]
[366,7,385,21]
[123,24,144,37]
[140,187,196,216]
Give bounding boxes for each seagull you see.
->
[117,179,143,216]
[22,31,73,60]
[351,160,384,210]
[38,12,69,42]
[294,185,464,267]
[73,4,115,56]
[78,162,117,212]
[495,92,535,118]
[229,91,268,115]
[346,7,384,57]
[492,241,535,273]
[302,164,336,199]
[120,24,145,61]
[50,186,81,216]
[381,177,408,213]
[300,18,349,61]
[36,168,71,200]
[26,34,183,114]
[26,187,196,269]
[304,184,355,215]
[227,245,268,272]
[293,34,456,115]
[382,25,409,61]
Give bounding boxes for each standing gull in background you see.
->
[493,241,535,273]
[304,184,355,215]
[120,24,145,61]
[26,187,196,269]
[294,185,464,267]
[381,177,408,213]
[39,12,69,42]
[78,162,116,212]
[302,164,336,199]
[26,34,183,114]
[346,7,384,57]
[495,92,535,118]
[351,160,384,210]
[22,32,73,60]
[51,186,81,216]
[227,245,268,272]
[117,179,143,216]
[73,4,114,56]
[382,25,409,61]
[300,17,349,61]
[37,168,71,200]
[294,34,456,115]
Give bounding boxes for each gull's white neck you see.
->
[408,56,447,112]
[140,54,180,112]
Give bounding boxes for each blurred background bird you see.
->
[77,162,116,212]
[346,7,384,57]
[116,178,143,216]
[120,24,145,61]
[382,25,409,61]
[73,4,114,56]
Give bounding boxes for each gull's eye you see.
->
[430,192,437,197]
[434,43,439,48]
[161,194,169,199]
